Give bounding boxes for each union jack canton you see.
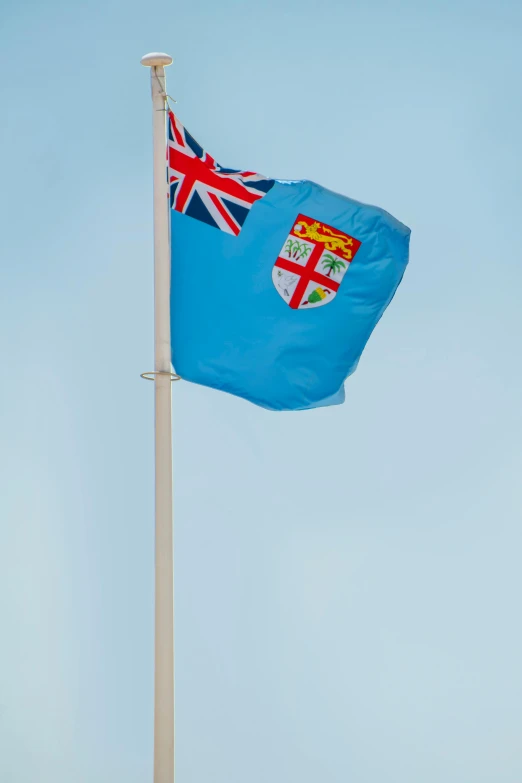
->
[168,111,275,236]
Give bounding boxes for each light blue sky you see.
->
[1,0,522,781]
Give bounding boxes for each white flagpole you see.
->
[140,52,175,783]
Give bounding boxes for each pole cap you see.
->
[140,52,173,67]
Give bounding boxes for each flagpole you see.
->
[141,52,175,783]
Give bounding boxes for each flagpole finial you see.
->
[141,52,173,67]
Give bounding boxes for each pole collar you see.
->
[141,371,181,382]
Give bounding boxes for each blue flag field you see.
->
[169,111,410,411]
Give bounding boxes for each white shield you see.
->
[272,214,361,310]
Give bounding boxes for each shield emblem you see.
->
[272,214,361,309]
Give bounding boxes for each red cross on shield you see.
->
[272,214,362,310]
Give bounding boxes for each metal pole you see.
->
[141,51,174,783]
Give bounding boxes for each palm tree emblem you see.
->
[321,253,346,278]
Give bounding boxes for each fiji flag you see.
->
[169,111,410,411]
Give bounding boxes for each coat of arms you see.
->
[272,214,361,309]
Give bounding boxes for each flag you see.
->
[169,111,410,411]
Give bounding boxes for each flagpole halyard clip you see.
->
[140,371,181,382]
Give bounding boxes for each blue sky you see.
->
[1,0,521,781]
